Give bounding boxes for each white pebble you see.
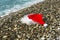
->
[3,35,7,38]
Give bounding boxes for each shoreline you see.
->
[0,0,44,17]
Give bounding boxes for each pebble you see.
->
[14,27,17,30]
[17,35,21,38]
[59,23,60,26]
[57,27,60,30]
[56,36,60,40]
[8,27,11,30]
[41,36,45,40]
[3,35,7,38]
[26,34,30,38]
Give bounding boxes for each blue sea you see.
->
[0,0,44,17]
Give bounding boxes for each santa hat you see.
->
[20,14,48,27]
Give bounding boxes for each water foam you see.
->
[0,0,44,17]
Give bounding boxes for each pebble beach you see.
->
[0,0,60,40]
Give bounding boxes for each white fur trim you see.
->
[43,23,48,27]
[20,15,36,25]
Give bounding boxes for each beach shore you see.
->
[0,0,60,40]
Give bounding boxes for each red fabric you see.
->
[28,14,45,25]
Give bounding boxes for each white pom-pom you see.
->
[20,15,36,25]
[43,23,48,27]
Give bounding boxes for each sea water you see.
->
[0,0,44,17]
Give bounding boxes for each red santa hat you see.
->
[20,13,48,27]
